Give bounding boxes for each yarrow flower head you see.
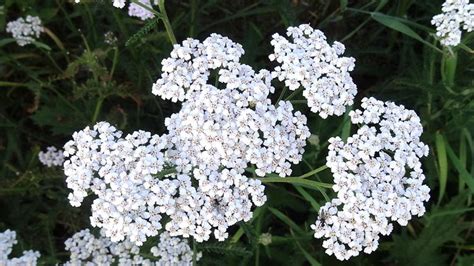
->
[269,24,357,118]
[151,232,202,264]
[104,31,118,45]
[6,16,43,46]
[0,229,41,265]
[128,0,158,20]
[152,34,245,102]
[64,229,199,265]
[64,229,148,265]
[38,146,65,167]
[63,122,169,245]
[431,0,474,46]
[311,97,430,260]
[62,121,269,244]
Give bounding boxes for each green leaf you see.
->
[435,132,448,203]
[293,185,320,211]
[259,177,332,190]
[391,193,470,266]
[446,141,474,193]
[125,17,162,47]
[198,243,252,257]
[32,41,52,51]
[268,207,305,235]
[294,235,321,266]
[371,12,442,53]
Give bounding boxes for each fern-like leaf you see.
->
[126,17,162,47]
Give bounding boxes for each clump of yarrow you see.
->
[6,16,43,46]
[269,24,357,118]
[64,229,199,265]
[0,229,41,265]
[431,0,474,46]
[311,97,430,260]
[38,146,65,167]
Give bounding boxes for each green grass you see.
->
[1,0,473,265]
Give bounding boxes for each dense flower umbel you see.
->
[269,24,357,118]
[151,232,202,265]
[312,97,430,260]
[38,146,65,167]
[63,122,168,245]
[128,0,158,20]
[0,230,41,265]
[63,121,268,244]
[151,34,309,241]
[75,0,156,20]
[431,0,474,46]
[164,87,310,177]
[152,34,245,102]
[6,16,43,46]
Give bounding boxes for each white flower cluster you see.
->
[63,121,269,244]
[64,229,199,265]
[311,97,430,260]
[152,34,309,241]
[64,229,145,265]
[63,122,168,245]
[128,0,158,20]
[75,0,156,20]
[0,229,41,266]
[431,0,474,46]
[6,16,43,46]
[38,146,65,167]
[152,34,245,102]
[269,24,357,118]
[164,87,309,177]
[151,232,201,265]
[104,31,118,45]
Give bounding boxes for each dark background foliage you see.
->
[0,0,473,265]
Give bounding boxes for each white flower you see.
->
[104,31,118,45]
[128,0,158,20]
[150,232,201,265]
[152,34,245,102]
[64,229,152,265]
[63,122,168,245]
[164,86,309,177]
[312,97,430,260]
[0,229,41,265]
[269,24,357,118]
[38,146,65,167]
[6,16,43,46]
[431,0,474,46]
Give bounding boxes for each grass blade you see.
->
[371,12,442,53]
[268,207,305,235]
[435,132,448,204]
[446,141,474,193]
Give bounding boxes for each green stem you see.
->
[158,0,177,45]
[91,97,104,124]
[441,48,457,87]
[110,47,119,78]
[293,165,329,179]
[258,176,332,189]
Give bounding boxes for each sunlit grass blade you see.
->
[370,12,442,53]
